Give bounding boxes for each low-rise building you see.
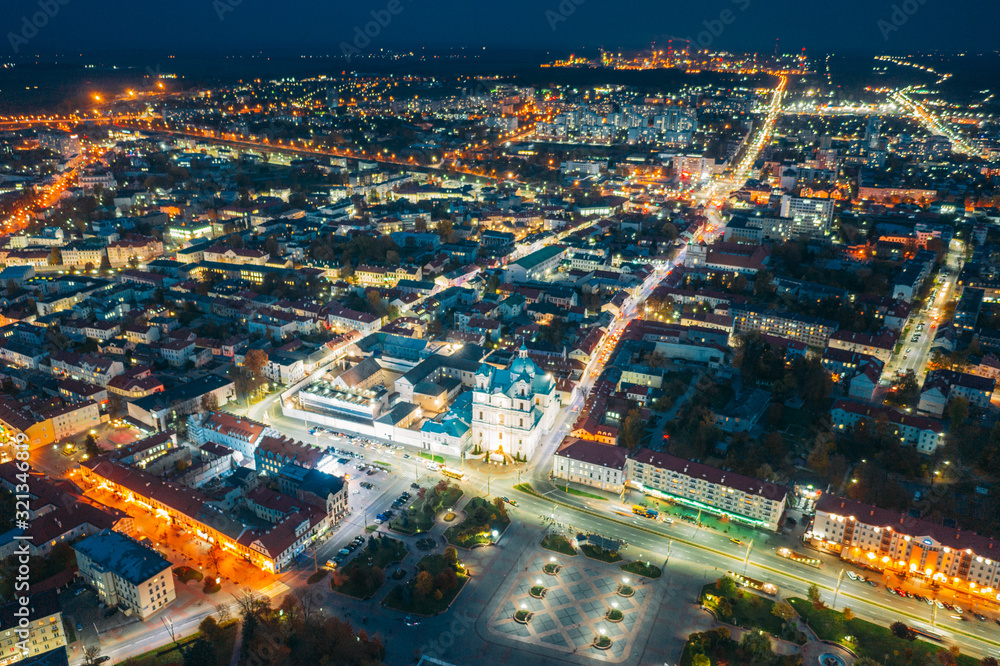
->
[831,399,945,454]
[808,494,1000,599]
[551,438,627,493]
[73,529,175,620]
[626,448,787,531]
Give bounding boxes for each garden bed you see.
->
[383,551,467,616]
[390,482,463,535]
[541,534,576,556]
[331,537,408,599]
[621,561,662,579]
[581,544,622,563]
[444,497,510,548]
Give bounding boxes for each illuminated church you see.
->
[471,343,560,461]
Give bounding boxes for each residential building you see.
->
[831,399,945,454]
[808,494,1000,598]
[626,448,787,531]
[73,530,175,620]
[0,590,65,664]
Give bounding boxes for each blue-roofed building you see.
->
[73,530,175,620]
[420,391,473,456]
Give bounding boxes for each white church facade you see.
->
[471,344,560,461]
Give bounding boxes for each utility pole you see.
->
[665,539,673,565]
[743,539,753,575]
[487,472,492,497]
[832,568,846,609]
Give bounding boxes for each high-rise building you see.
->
[326,86,341,110]
[779,194,835,237]
[864,115,882,150]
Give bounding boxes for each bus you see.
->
[776,547,821,568]
[726,571,778,596]
[909,627,943,642]
[441,467,465,481]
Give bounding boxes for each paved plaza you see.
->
[486,554,659,662]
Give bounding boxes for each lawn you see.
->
[541,534,576,556]
[172,566,203,584]
[789,598,979,666]
[557,484,608,501]
[331,536,407,599]
[383,552,468,616]
[390,482,464,535]
[444,497,510,548]
[418,451,445,464]
[580,544,622,563]
[125,620,237,666]
[621,561,661,579]
[700,583,786,638]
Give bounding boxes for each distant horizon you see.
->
[1,0,997,59]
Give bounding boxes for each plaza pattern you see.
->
[489,555,654,661]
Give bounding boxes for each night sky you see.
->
[1,0,996,57]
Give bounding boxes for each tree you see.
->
[738,630,773,663]
[201,392,219,413]
[443,546,459,569]
[771,600,795,621]
[807,583,824,609]
[715,576,737,599]
[492,496,507,519]
[620,407,645,452]
[83,645,103,665]
[183,638,216,666]
[947,397,969,425]
[692,654,711,666]
[198,616,220,643]
[715,597,733,619]
[890,621,915,641]
[207,543,223,579]
[437,218,454,242]
[842,606,854,621]
[84,433,101,458]
[414,570,434,597]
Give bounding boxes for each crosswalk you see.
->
[259,580,288,600]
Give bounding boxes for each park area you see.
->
[700,579,805,644]
[788,597,980,666]
[444,497,511,548]
[384,549,467,615]
[679,627,802,666]
[331,536,408,599]
[390,480,463,535]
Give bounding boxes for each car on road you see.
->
[411,483,420,489]
[404,615,420,626]
[846,571,857,581]
[338,548,350,556]
[94,658,110,664]
[76,623,83,632]
[325,560,338,570]
[730,538,742,546]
